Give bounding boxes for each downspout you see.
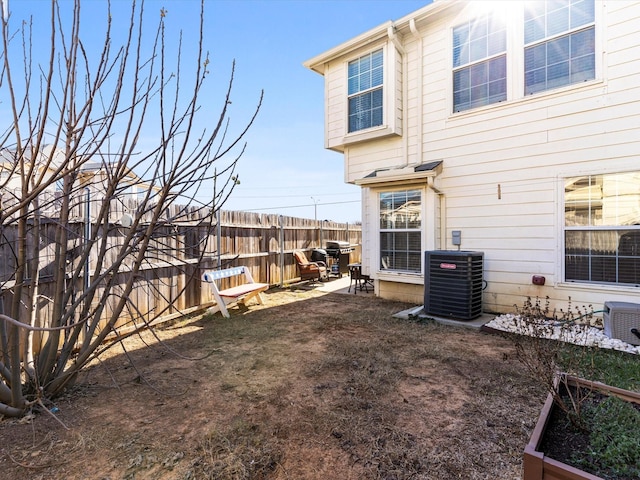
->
[386,20,426,170]
[387,24,406,55]
[387,25,409,169]
[409,18,424,167]
[390,22,446,249]
[428,176,446,250]
[410,18,445,249]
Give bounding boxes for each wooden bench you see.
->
[202,266,269,318]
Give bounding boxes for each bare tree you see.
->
[0,0,261,417]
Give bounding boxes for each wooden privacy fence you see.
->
[210,210,362,287]
[0,209,361,343]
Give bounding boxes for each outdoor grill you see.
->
[325,240,354,276]
[310,248,328,265]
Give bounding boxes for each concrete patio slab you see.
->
[393,306,494,330]
[314,276,493,330]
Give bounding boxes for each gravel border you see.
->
[485,314,640,355]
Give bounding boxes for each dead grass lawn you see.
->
[0,285,545,479]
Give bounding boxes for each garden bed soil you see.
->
[538,386,640,480]
[1,285,547,479]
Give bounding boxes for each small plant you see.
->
[571,395,640,478]
[512,297,640,478]
[509,296,597,427]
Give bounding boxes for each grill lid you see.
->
[325,240,351,249]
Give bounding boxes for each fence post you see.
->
[279,215,284,286]
[216,212,221,269]
[84,188,91,332]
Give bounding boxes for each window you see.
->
[564,172,640,285]
[348,49,383,132]
[452,14,506,112]
[379,189,422,273]
[524,0,595,95]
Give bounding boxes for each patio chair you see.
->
[348,263,373,294]
[293,250,328,282]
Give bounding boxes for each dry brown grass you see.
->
[0,285,545,479]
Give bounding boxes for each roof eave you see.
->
[303,21,393,74]
[303,0,456,75]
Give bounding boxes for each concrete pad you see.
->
[318,279,492,330]
[316,278,491,330]
[315,274,371,295]
[393,306,494,330]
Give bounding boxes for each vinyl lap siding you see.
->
[325,64,345,150]
[420,1,640,312]
[345,139,404,183]
[315,1,640,311]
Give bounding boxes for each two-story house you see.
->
[305,0,640,314]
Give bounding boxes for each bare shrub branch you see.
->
[0,0,261,417]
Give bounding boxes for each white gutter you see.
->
[409,18,424,167]
[303,0,454,73]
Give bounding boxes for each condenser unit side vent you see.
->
[424,250,484,321]
[603,301,640,346]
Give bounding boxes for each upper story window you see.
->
[524,0,595,95]
[348,49,383,133]
[452,15,507,113]
[564,172,640,285]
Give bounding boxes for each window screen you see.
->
[348,49,383,132]
[565,172,640,285]
[379,190,422,273]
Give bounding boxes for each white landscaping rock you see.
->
[486,314,640,355]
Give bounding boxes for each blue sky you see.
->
[7,0,429,223]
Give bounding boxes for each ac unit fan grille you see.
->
[424,251,484,320]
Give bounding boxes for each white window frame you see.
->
[452,13,508,113]
[347,49,383,133]
[449,0,602,117]
[341,42,402,146]
[561,170,640,288]
[373,186,428,280]
[524,0,596,95]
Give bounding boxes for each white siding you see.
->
[324,64,345,149]
[317,0,640,311]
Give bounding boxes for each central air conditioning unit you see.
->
[424,250,484,320]
[603,301,640,346]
